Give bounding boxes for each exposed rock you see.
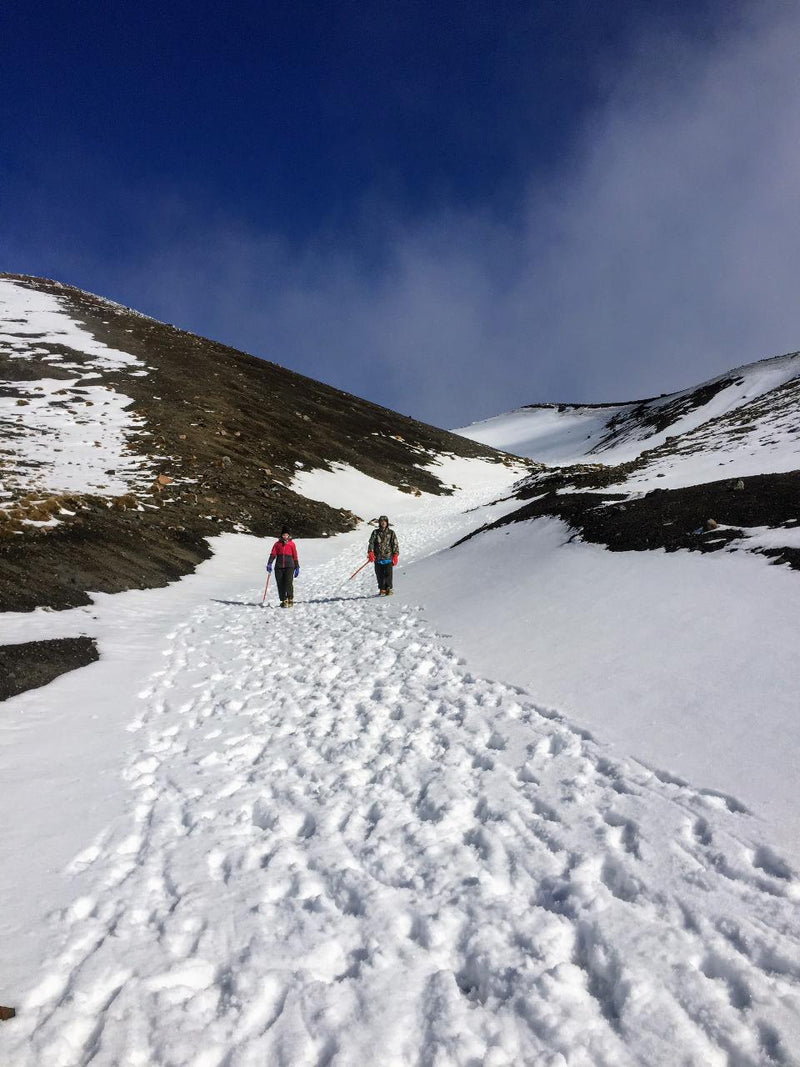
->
[704,518,719,530]
[0,637,99,701]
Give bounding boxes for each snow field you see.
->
[455,406,625,466]
[4,519,800,1064]
[0,280,157,503]
[291,455,524,524]
[399,516,800,863]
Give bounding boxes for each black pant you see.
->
[275,567,294,602]
[374,561,393,591]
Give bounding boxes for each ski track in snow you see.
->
[5,540,800,1064]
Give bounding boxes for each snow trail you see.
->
[4,521,800,1064]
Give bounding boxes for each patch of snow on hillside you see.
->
[0,378,158,500]
[729,523,800,553]
[292,463,420,518]
[0,281,157,501]
[0,280,140,371]
[291,455,524,521]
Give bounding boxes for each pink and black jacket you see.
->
[268,539,299,570]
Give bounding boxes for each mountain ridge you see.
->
[458,350,800,467]
[457,349,800,568]
[0,274,516,614]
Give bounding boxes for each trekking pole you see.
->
[261,572,271,605]
[348,559,371,581]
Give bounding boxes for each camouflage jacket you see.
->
[368,526,399,560]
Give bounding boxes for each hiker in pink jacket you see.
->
[267,526,299,607]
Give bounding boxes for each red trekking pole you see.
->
[261,572,271,604]
[348,559,371,581]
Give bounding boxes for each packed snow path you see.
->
[5,548,800,1065]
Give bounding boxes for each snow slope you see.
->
[456,352,800,481]
[0,280,158,504]
[455,404,625,466]
[398,517,800,860]
[2,464,800,1065]
[618,372,800,491]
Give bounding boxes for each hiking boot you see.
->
[378,589,386,596]
[386,589,394,596]
[280,600,287,608]
[288,599,294,607]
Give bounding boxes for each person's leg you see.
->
[286,569,294,604]
[382,562,391,591]
[276,569,288,604]
[374,562,383,593]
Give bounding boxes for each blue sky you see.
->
[4,1,800,425]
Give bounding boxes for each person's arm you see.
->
[368,530,376,561]
[267,543,277,571]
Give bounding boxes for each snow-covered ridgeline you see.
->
[456,352,800,474]
[0,280,157,503]
[617,375,800,491]
[596,353,800,459]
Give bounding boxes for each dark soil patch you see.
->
[458,470,800,569]
[516,462,637,496]
[0,637,99,701]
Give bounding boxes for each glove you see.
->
[392,554,398,566]
[294,566,300,578]
[266,564,273,573]
[368,551,375,562]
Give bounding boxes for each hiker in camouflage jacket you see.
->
[367,515,399,596]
